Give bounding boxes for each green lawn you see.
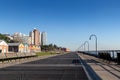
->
[36,52,58,56]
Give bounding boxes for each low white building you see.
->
[0,40,8,53]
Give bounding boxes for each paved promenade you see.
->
[78,53,120,80]
[0,53,88,80]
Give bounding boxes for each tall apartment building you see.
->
[41,32,47,45]
[29,31,34,44]
[29,28,41,46]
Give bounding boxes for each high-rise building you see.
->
[41,32,47,45]
[29,28,41,46]
[33,29,40,45]
[29,31,34,44]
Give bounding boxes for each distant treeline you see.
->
[41,44,66,52]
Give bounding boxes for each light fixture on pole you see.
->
[84,41,89,52]
[89,34,97,55]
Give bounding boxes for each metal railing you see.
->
[78,50,120,64]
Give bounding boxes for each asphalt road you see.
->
[0,52,89,80]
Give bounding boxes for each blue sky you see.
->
[0,0,120,50]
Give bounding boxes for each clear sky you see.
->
[0,0,120,51]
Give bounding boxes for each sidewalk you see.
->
[78,53,120,80]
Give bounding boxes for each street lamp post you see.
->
[84,43,85,51]
[89,34,97,55]
[76,43,84,52]
[84,41,89,52]
[80,43,84,51]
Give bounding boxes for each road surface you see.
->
[0,52,89,80]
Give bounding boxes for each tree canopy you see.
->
[0,34,11,43]
[41,44,65,52]
[0,34,18,43]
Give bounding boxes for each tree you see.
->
[41,44,59,51]
[0,33,18,43]
[0,34,11,43]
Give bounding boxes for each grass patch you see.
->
[36,52,57,56]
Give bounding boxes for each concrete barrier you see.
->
[0,53,6,59]
[6,53,17,58]
[17,53,26,57]
[0,53,37,62]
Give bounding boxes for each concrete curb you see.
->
[77,53,102,80]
